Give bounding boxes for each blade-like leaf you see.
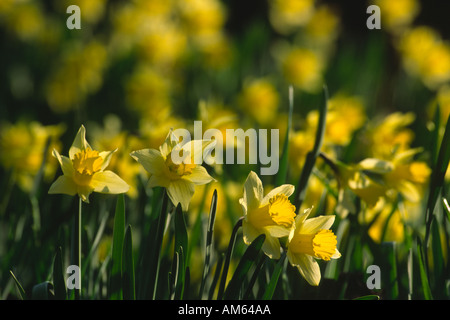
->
[200,189,217,298]
[417,238,433,300]
[53,247,66,300]
[262,252,286,300]
[217,217,243,300]
[10,270,26,300]
[275,85,294,186]
[110,194,126,300]
[224,234,265,300]
[122,225,135,300]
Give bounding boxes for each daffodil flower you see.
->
[130,130,215,211]
[49,125,130,203]
[287,208,341,286]
[239,171,296,259]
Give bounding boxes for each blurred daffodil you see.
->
[49,125,129,203]
[398,26,450,90]
[130,130,215,211]
[238,78,279,126]
[0,121,64,193]
[374,0,420,33]
[239,171,296,259]
[268,0,315,34]
[281,47,325,93]
[287,207,341,286]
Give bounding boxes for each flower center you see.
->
[249,194,296,229]
[165,150,196,178]
[72,148,103,186]
[290,229,337,261]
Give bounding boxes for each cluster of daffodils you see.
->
[46,125,340,287]
[240,171,340,286]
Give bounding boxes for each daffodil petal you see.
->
[52,149,74,177]
[297,255,321,286]
[181,139,216,165]
[99,149,117,171]
[261,233,281,259]
[91,171,130,194]
[130,149,166,175]
[185,166,215,185]
[148,173,170,188]
[243,171,264,211]
[167,179,195,211]
[159,130,180,158]
[261,184,295,206]
[300,215,335,234]
[265,225,292,238]
[242,219,260,245]
[48,175,77,196]
[69,125,92,159]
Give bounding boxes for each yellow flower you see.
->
[398,26,450,89]
[287,207,341,286]
[374,0,420,33]
[307,94,366,147]
[238,78,279,126]
[49,125,129,203]
[268,0,315,34]
[239,171,296,259]
[0,121,64,193]
[130,130,215,211]
[281,47,325,93]
[365,112,415,159]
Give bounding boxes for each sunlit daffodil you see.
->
[239,171,296,259]
[49,125,129,203]
[130,130,215,211]
[287,208,341,286]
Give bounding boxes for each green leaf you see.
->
[122,225,135,300]
[217,217,243,300]
[174,203,188,267]
[53,247,66,300]
[294,85,329,210]
[174,247,186,300]
[31,282,54,300]
[224,234,265,300]
[275,85,294,186]
[353,295,380,300]
[417,238,433,300]
[110,194,126,300]
[425,114,450,262]
[149,189,170,299]
[199,189,218,298]
[380,242,398,299]
[10,270,26,300]
[262,252,286,300]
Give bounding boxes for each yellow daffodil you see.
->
[49,125,129,203]
[0,121,64,193]
[239,171,296,259]
[130,130,215,211]
[287,208,341,286]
